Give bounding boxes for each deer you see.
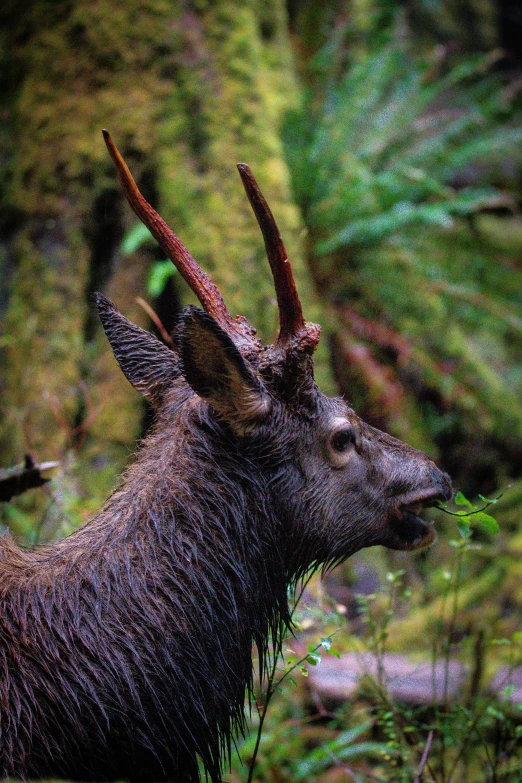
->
[0,130,452,783]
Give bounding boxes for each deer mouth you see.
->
[387,489,448,551]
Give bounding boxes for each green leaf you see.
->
[147,260,176,298]
[294,723,386,782]
[320,637,332,650]
[121,222,154,255]
[486,705,505,721]
[306,652,322,666]
[457,523,471,540]
[454,491,475,509]
[478,494,499,504]
[469,511,499,536]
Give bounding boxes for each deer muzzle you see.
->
[387,470,453,551]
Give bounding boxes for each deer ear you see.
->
[95,294,179,405]
[179,307,270,428]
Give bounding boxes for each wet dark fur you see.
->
[0,301,452,782]
[0,388,283,781]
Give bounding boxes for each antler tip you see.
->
[236,161,306,344]
[102,129,116,157]
[236,163,252,185]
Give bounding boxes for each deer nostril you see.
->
[437,471,453,502]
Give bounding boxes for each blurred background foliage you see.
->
[285,5,522,490]
[1,0,522,780]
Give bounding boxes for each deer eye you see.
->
[330,427,356,453]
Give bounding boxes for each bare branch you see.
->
[0,456,59,502]
[414,730,434,783]
[135,297,175,347]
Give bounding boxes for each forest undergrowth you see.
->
[229,488,522,783]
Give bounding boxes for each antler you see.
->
[103,130,236,334]
[237,164,307,347]
[103,130,318,358]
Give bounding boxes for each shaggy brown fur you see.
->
[0,142,452,782]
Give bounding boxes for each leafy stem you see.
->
[435,488,507,538]
[245,576,338,783]
[435,490,505,518]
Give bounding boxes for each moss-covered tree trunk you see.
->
[0,0,329,512]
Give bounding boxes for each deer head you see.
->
[100,131,452,579]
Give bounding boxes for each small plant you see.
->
[235,489,522,782]
[228,577,390,782]
[243,580,341,782]
[349,490,522,783]
[436,489,502,537]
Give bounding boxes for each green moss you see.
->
[1,0,335,531]
[1,218,88,461]
[386,563,504,650]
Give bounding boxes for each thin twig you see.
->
[435,489,506,518]
[323,745,365,782]
[0,456,59,503]
[414,730,434,783]
[135,297,174,346]
[447,697,502,783]
[247,638,335,781]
